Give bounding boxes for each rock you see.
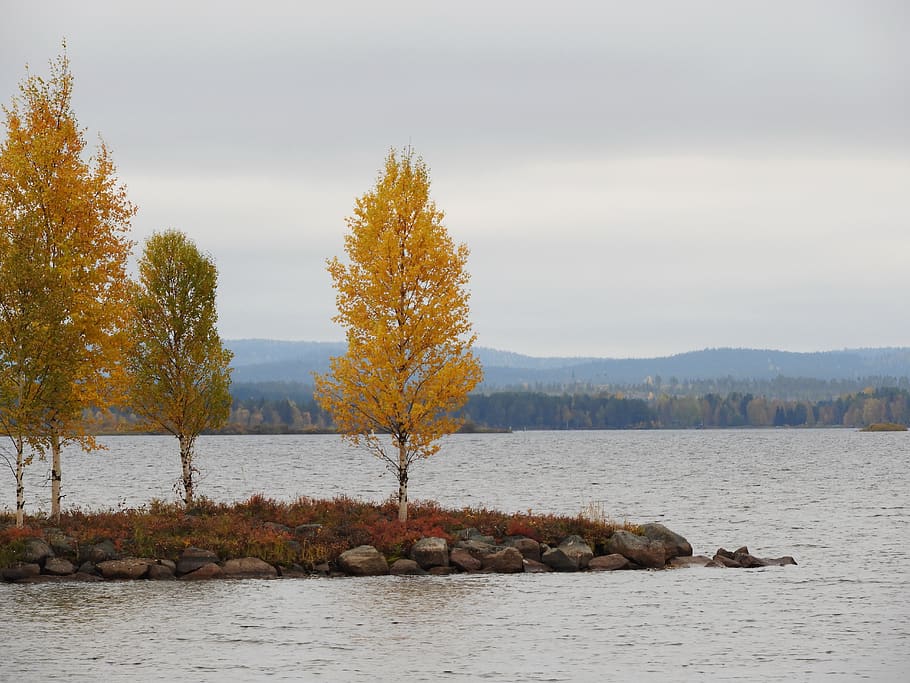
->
[47,531,76,557]
[588,554,631,571]
[504,536,541,562]
[712,553,742,568]
[2,563,41,582]
[427,566,456,575]
[314,562,331,575]
[733,551,768,568]
[522,559,552,573]
[455,528,496,545]
[221,557,278,579]
[454,539,498,561]
[449,548,482,572]
[179,562,223,581]
[88,540,119,563]
[605,530,668,568]
[147,564,176,580]
[667,555,713,568]
[734,546,750,556]
[640,523,692,558]
[410,537,449,569]
[263,521,292,534]
[158,559,177,572]
[77,561,98,575]
[541,547,578,572]
[176,547,220,575]
[390,559,427,576]
[97,559,150,580]
[763,556,798,566]
[337,546,389,577]
[559,535,594,570]
[294,524,322,538]
[482,547,524,573]
[43,557,76,576]
[715,547,735,560]
[23,538,54,565]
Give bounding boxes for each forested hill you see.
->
[226,340,910,388]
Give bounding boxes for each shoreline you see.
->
[1,496,795,583]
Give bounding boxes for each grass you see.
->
[0,495,638,570]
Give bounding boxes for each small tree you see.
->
[315,148,483,522]
[0,48,133,525]
[126,230,233,506]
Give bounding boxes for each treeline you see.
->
[91,384,910,433]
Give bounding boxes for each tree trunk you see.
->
[51,433,62,522]
[397,441,408,523]
[179,434,195,506]
[15,437,25,528]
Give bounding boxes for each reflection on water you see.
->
[3,430,910,680]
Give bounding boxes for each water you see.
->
[2,430,908,681]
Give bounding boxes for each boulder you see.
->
[427,566,456,576]
[337,545,389,577]
[503,536,541,562]
[390,559,427,576]
[410,537,449,569]
[47,531,76,557]
[605,531,668,568]
[177,547,220,575]
[294,524,323,538]
[179,562,223,581]
[455,528,496,545]
[667,555,713,568]
[77,561,98,575]
[221,557,278,579]
[541,547,578,572]
[43,557,76,576]
[640,523,692,558]
[454,539,498,561]
[23,538,54,565]
[712,553,742,568]
[147,564,176,581]
[733,551,768,568]
[522,559,552,573]
[88,540,119,563]
[763,556,798,566]
[2,563,41,582]
[588,554,631,571]
[85,539,120,564]
[158,559,177,572]
[97,558,150,580]
[482,547,524,573]
[71,571,105,582]
[449,548,482,572]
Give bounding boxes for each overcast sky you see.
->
[2,1,908,358]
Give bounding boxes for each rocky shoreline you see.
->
[1,523,796,583]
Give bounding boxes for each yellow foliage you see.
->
[314,148,483,521]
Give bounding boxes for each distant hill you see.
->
[225,339,910,388]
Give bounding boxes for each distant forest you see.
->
[97,383,910,433]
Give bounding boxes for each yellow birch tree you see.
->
[0,49,134,525]
[126,230,233,506]
[314,148,483,523]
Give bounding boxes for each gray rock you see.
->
[294,524,323,538]
[158,559,177,572]
[23,538,54,565]
[47,531,76,557]
[558,535,594,570]
[454,539,498,560]
[410,537,449,569]
[2,563,41,582]
[390,559,427,576]
[147,564,176,580]
[88,540,119,563]
[605,531,669,568]
[482,547,524,573]
[455,528,496,545]
[177,547,220,575]
[449,548,482,572]
[221,557,278,579]
[43,557,76,576]
[640,523,692,558]
[541,547,579,572]
[77,561,98,575]
[503,536,541,562]
[337,545,389,576]
[179,562,223,581]
[588,554,631,571]
[522,559,552,573]
[667,555,713,568]
[97,559,150,580]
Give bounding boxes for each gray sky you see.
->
[2,1,908,358]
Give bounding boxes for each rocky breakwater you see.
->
[1,523,796,583]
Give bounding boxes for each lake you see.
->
[2,429,908,680]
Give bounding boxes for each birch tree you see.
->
[314,149,483,522]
